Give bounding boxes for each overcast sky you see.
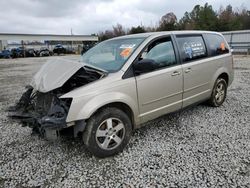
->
[0,0,249,35]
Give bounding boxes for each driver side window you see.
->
[140,37,177,69]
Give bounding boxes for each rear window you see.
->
[205,34,229,56]
[176,36,207,63]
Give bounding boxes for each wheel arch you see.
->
[211,67,230,90]
[90,102,136,130]
[217,72,229,85]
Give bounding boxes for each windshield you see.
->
[81,37,145,73]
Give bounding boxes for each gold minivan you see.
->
[9,31,234,157]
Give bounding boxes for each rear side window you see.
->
[206,34,229,56]
[176,36,207,63]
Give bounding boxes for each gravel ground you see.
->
[0,55,250,188]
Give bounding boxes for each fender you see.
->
[66,92,140,124]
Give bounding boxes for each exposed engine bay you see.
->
[8,59,107,139]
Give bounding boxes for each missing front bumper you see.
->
[7,86,72,139]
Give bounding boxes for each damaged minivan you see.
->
[9,31,234,157]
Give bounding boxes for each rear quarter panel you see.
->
[209,53,234,90]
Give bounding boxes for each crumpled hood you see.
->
[31,58,83,93]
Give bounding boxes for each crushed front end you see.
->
[7,58,106,140]
[8,86,72,139]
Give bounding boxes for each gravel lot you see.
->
[0,55,250,187]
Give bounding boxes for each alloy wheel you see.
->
[215,82,225,103]
[95,118,125,150]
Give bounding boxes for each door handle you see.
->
[171,71,181,76]
[185,68,191,73]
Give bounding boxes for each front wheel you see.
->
[208,78,227,107]
[83,107,132,158]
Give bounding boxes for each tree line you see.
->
[98,3,250,41]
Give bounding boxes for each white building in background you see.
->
[0,40,7,50]
[0,33,98,52]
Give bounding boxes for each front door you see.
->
[135,36,183,123]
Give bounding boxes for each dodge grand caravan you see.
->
[9,31,234,157]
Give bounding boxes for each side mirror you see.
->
[133,59,157,75]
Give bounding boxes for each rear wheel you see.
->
[83,107,132,158]
[208,78,227,107]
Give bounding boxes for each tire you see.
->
[83,107,132,158]
[208,78,227,107]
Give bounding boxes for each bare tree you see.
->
[158,12,177,31]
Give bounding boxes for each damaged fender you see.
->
[62,91,139,124]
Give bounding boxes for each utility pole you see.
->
[21,40,25,57]
[71,28,73,50]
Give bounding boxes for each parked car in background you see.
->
[0,49,11,58]
[25,48,37,57]
[65,47,75,54]
[9,31,234,158]
[81,43,96,55]
[53,44,66,55]
[38,47,52,57]
[10,47,24,58]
